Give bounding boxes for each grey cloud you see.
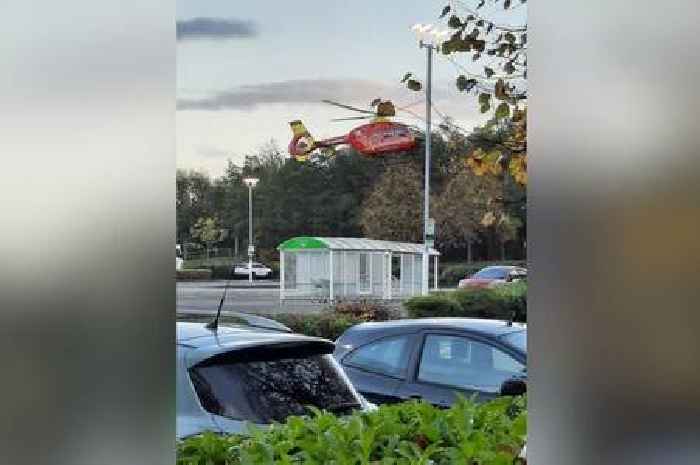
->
[176,18,257,41]
[196,145,230,159]
[177,79,400,111]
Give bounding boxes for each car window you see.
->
[473,268,508,279]
[417,335,525,393]
[500,330,527,352]
[344,335,410,378]
[190,354,358,424]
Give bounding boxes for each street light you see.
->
[411,23,448,295]
[243,177,259,285]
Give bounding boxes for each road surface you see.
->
[176,280,325,316]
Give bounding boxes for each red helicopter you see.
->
[288,99,420,161]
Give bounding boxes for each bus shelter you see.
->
[278,237,439,303]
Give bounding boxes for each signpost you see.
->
[426,218,435,248]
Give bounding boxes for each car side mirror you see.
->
[500,377,527,397]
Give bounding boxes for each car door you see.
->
[339,332,417,405]
[395,331,526,407]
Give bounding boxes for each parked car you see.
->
[334,318,526,407]
[177,314,370,439]
[232,261,273,279]
[176,244,184,271]
[458,265,527,289]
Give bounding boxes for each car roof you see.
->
[341,318,526,339]
[177,321,332,367]
[479,265,525,271]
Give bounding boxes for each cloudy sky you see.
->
[176,0,526,176]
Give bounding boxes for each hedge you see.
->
[176,269,212,280]
[403,294,463,318]
[405,282,527,322]
[177,396,527,465]
[273,313,363,341]
[273,301,398,340]
[439,261,526,287]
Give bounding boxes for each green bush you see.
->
[273,312,362,341]
[274,301,398,340]
[492,281,527,321]
[209,265,232,280]
[405,284,527,322]
[403,294,463,318]
[177,396,527,465]
[333,300,398,321]
[439,261,527,287]
[176,269,212,280]
[451,289,511,320]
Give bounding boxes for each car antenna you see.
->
[206,267,234,331]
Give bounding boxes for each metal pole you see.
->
[421,43,433,296]
[329,250,334,303]
[248,184,253,285]
[434,255,439,290]
[280,251,285,302]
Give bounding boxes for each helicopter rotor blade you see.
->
[330,116,374,122]
[321,99,375,115]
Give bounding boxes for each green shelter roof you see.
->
[278,237,439,255]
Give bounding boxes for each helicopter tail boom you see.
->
[288,120,348,161]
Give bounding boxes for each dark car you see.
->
[177,314,371,439]
[334,318,526,407]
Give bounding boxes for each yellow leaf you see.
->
[509,154,527,185]
[481,211,496,226]
[466,156,488,176]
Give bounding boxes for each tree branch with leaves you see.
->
[406,0,527,186]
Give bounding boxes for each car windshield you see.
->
[473,267,509,279]
[190,353,360,424]
[501,330,527,352]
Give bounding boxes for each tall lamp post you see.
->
[411,23,449,295]
[243,177,259,285]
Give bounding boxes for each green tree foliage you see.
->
[406,1,528,185]
[175,126,526,262]
[176,169,217,242]
[359,162,424,242]
[191,217,223,252]
[418,0,527,112]
[433,161,497,254]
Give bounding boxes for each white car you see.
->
[176,244,184,271]
[232,261,273,279]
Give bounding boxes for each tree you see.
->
[191,216,223,257]
[359,163,424,242]
[406,0,528,185]
[433,162,499,261]
[176,169,217,244]
[493,212,522,259]
[436,0,527,112]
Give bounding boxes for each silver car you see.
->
[177,314,370,439]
